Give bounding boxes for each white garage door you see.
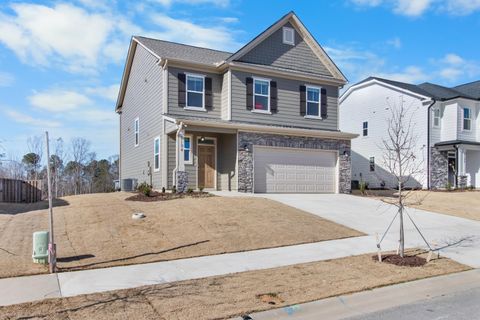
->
[254,147,337,193]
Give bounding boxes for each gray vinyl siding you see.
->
[218,134,237,191]
[221,72,229,120]
[237,22,333,77]
[120,44,164,189]
[166,132,237,190]
[167,66,223,119]
[231,70,339,131]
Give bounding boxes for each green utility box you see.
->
[32,231,49,264]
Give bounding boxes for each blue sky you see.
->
[0,0,479,160]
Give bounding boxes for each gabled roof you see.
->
[453,80,480,99]
[226,11,347,82]
[417,82,475,100]
[116,12,347,111]
[134,36,232,66]
[341,76,480,103]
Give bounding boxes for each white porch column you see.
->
[458,146,466,176]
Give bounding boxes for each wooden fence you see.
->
[0,179,43,203]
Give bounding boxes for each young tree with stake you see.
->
[379,97,427,258]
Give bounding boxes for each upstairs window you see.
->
[254,78,270,112]
[153,137,160,171]
[363,121,368,136]
[186,74,204,109]
[306,86,320,117]
[282,27,295,45]
[134,117,139,146]
[369,157,375,172]
[463,107,471,131]
[184,136,192,164]
[433,108,440,127]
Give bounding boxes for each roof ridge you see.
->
[454,79,480,88]
[134,35,233,55]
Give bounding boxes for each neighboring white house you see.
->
[340,77,480,189]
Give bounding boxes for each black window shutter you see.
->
[205,77,212,109]
[270,81,277,113]
[321,88,328,118]
[246,77,253,110]
[299,85,306,116]
[178,73,186,107]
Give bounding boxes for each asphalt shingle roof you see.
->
[359,77,480,101]
[453,80,480,99]
[134,36,232,66]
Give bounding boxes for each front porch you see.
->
[431,140,480,189]
[167,126,238,191]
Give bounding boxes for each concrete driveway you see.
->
[258,194,480,268]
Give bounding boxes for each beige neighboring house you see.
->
[116,11,357,194]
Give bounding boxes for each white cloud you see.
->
[393,0,431,16]
[5,109,62,128]
[0,3,114,72]
[386,37,402,49]
[219,17,239,23]
[152,0,230,7]
[29,90,92,112]
[349,0,480,16]
[0,72,14,87]
[442,0,480,15]
[374,66,430,83]
[435,53,480,82]
[350,0,382,6]
[86,84,120,102]
[325,45,386,82]
[148,14,240,51]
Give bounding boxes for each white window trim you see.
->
[153,136,160,172]
[362,121,368,137]
[305,85,322,119]
[134,117,139,147]
[252,77,271,114]
[462,107,472,131]
[184,134,193,165]
[186,73,206,110]
[433,108,440,127]
[282,27,295,45]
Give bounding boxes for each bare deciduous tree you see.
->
[380,97,427,257]
[71,137,91,195]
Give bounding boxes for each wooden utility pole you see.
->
[45,131,56,273]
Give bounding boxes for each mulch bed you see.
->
[125,191,213,202]
[373,254,427,267]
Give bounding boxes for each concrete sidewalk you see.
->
[215,192,480,268]
[233,269,480,320]
[1,192,478,307]
[0,235,399,307]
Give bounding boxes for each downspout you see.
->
[172,121,184,188]
[426,99,436,189]
[454,144,459,188]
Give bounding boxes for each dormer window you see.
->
[282,27,295,45]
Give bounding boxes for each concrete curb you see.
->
[232,269,480,320]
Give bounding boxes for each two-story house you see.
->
[340,77,480,189]
[116,12,357,194]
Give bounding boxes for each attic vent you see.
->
[282,27,294,45]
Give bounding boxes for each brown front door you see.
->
[198,145,215,188]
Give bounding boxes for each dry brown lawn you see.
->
[0,192,362,278]
[0,251,469,320]
[352,189,480,221]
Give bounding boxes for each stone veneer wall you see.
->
[176,171,188,193]
[237,131,352,193]
[430,147,448,189]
